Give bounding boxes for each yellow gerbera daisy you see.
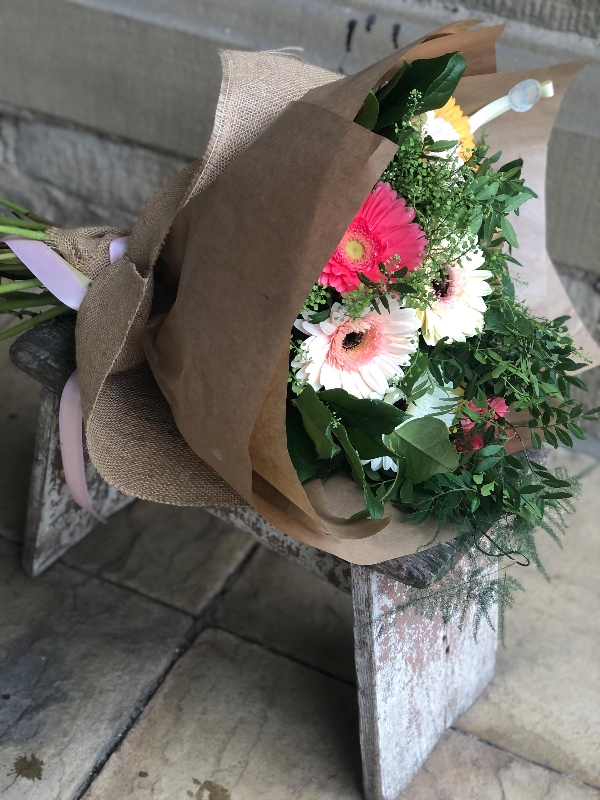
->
[421,97,476,163]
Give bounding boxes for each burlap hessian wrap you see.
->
[50,21,599,564]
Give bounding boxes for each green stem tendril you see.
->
[0,278,43,294]
[0,293,60,311]
[0,215,48,232]
[0,304,70,342]
[0,226,46,240]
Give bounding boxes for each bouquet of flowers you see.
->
[2,22,599,596]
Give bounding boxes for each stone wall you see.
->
[462,0,599,38]
[0,103,186,230]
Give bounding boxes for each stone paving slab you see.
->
[0,338,41,544]
[0,538,192,800]
[63,503,255,616]
[215,547,355,682]
[81,625,600,800]
[456,448,600,788]
[83,628,363,800]
[399,729,600,800]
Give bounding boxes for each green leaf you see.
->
[375,61,409,103]
[307,309,331,323]
[480,482,495,497]
[503,189,537,213]
[286,402,319,483]
[320,389,406,436]
[407,507,433,525]
[347,427,396,459]
[531,430,542,449]
[390,417,459,484]
[475,456,502,473]
[355,90,380,131]
[505,456,524,470]
[498,157,523,174]
[333,423,385,519]
[555,427,573,447]
[475,182,499,202]
[540,492,573,500]
[479,444,505,457]
[375,52,466,130]
[294,386,340,460]
[567,422,586,440]
[500,215,519,248]
[543,428,558,448]
[416,52,467,113]
[425,138,459,153]
[519,484,543,495]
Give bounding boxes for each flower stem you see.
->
[0,278,42,294]
[0,293,59,311]
[0,304,70,341]
[0,226,46,240]
[0,197,30,216]
[0,215,48,232]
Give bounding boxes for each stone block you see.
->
[455,448,600,787]
[215,547,356,682]
[14,118,187,217]
[63,503,256,616]
[83,628,363,800]
[0,338,41,543]
[0,538,191,799]
[462,0,599,38]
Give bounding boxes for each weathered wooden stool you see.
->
[10,316,497,800]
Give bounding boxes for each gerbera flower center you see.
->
[432,271,452,299]
[345,239,366,260]
[342,331,365,350]
[336,221,381,273]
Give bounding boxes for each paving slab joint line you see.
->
[69,541,259,800]
[212,621,358,688]
[449,727,600,791]
[59,539,260,618]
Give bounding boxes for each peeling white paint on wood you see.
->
[352,563,497,800]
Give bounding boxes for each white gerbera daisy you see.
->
[292,301,421,399]
[408,382,457,428]
[417,247,493,346]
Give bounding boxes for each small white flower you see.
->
[416,246,493,346]
[292,301,421,399]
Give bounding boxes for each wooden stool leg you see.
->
[23,386,134,576]
[352,564,497,800]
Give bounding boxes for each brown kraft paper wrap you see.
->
[69,21,600,565]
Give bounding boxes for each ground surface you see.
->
[1,338,599,799]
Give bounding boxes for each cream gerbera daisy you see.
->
[420,97,476,163]
[417,247,493,346]
[292,302,421,398]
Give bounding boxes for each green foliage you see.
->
[390,417,459,483]
[380,465,581,641]
[371,53,467,137]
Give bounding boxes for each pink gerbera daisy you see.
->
[292,301,421,398]
[319,182,427,295]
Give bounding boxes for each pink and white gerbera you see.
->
[292,301,421,398]
[318,182,427,295]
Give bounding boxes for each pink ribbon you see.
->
[4,235,89,309]
[3,233,130,521]
[59,371,107,522]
